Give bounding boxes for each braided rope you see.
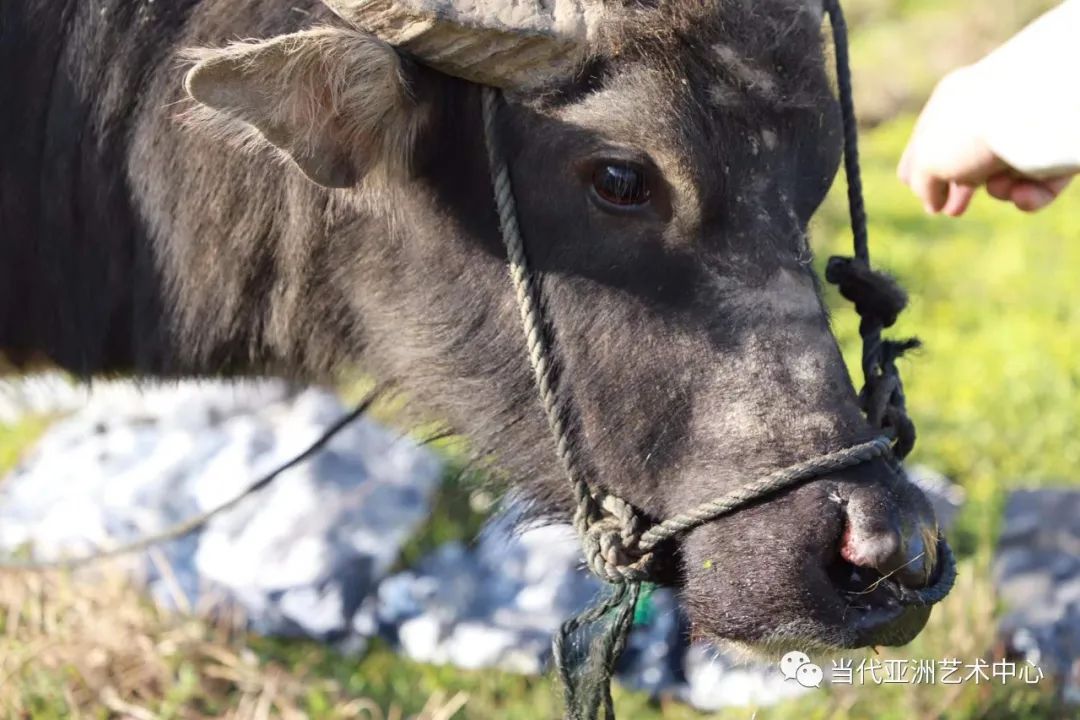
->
[482,85,648,718]
[824,0,920,459]
[480,87,651,585]
[826,0,869,265]
[639,436,891,550]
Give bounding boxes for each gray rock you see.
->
[995,489,1080,704]
[0,379,443,643]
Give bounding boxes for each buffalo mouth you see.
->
[675,460,952,654]
[683,551,938,655]
[825,555,933,648]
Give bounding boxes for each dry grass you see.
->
[0,562,468,720]
[0,3,1074,718]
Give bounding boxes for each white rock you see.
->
[0,377,442,642]
[447,622,519,670]
[378,506,801,710]
[1,374,976,712]
[681,645,811,709]
[400,614,449,664]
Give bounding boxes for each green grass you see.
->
[3,1,1079,716]
[0,415,52,475]
[815,117,1080,558]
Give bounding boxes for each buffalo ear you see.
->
[183,27,425,188]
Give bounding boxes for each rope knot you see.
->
[825,256,908,330]
[577,494,654,584]
[860,336,921,458]
[826,255,921,459]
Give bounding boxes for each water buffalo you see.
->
[0,0,947,652]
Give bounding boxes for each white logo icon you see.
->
[779,650,823,688]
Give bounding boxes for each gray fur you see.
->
[0,0,940,651]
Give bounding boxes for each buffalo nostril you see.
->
[840,513,936,588]
[840,521,898,570]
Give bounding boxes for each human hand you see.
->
[898,67,1074,217]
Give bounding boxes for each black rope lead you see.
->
[823,0,921,459]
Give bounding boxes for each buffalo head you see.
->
[181,0,947,652]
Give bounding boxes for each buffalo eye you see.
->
[591,162,650,208]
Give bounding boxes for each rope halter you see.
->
[480,2,956,717]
